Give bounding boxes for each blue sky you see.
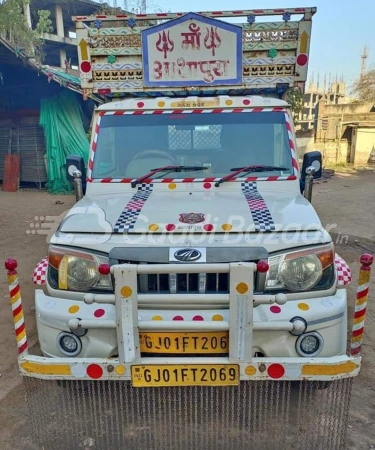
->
[152,0,375,90]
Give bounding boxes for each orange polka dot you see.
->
[121,286,132,298]
[222,224,233,231]
[149,224,159,232]
[236,282,249,294]
[245,366,257,376]
[152,315,163,321]
[69,305,80,314]
[158,101,166,107]
[298,303,310,311]
[225,99,233,106]
[212,314,224,321]
[168,183,177,190]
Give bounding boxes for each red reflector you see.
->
[257,261,269,273]
[98,264,110,275]
[97,88,111,95]
[80,61,91,73]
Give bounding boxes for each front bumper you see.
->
[36,288,347,359]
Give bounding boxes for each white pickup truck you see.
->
[31,7,356,386]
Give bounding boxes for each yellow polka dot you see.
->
[152,315,163,321]
[115,365,126,376]
[298,303,310,311]
[168,183,177,190]
[225,99,233,106]
[158,101,166,108]
[149,224,159,232]
[69,305,80,314]
[212,314,224,321]
[236,282,249,294]
[121,286,132,298]
[245,366,257,376]
[222,223,233,231]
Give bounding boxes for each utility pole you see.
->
[361,46,369,78]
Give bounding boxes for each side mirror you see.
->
[301,151,322,180]
[66,155,87,198]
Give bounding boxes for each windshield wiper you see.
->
[131,166,207,188]
[215,165,289,187]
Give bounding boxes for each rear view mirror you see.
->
[66,155,87,196]
[301,151,322,180]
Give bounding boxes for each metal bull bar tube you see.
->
[3,255,374,450]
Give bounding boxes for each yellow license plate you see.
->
[131,364,239,387]
[139,332,229,354]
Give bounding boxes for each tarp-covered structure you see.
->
[40,90,89,193]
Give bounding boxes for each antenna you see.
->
[361,46,369,77]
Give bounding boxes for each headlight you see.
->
[266,244,334,292]
[48,246,112,292]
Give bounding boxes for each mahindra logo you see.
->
[174,249,202,262]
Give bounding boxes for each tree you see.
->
[0,0,53,62]
[286,87,304,124]
[352,70,375,103]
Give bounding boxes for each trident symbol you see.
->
[204,26,221,56]
[156,31,174,59]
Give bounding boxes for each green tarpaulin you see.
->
[40,90,89,194]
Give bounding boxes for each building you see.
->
[298,76,348,131]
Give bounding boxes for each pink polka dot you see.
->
[166,224,176,232]
[243,99,251,106]
[297,54,308,66]
[193,315,204,321]
[94,309,105,318]
[203,224,214,232]
[137,101,144,108]
[203,182,212,189]
[173,316,184,321]
[270,305,281,314]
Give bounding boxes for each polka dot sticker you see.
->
[203,224,214,232]
[166,224,176,232]
[71,364,86,378]
[267,364,285,379]
[69,305,80,314]
[298,303,310,311]
[121,286,132,298]
[236,282,249,294]
[270,305,281,314]
[168,183,177,190]
[173,316,184,321]
[225,99,233,106]
[87,364,103,379]
[222,224,233,231]
[203,182,212,189]
[94,308,105,318]
[245,366,257,376]
[193,315,204,321]
[152,315,163,321]
[158,101,166,108]
[149,224,159,232]
[212,314,224,321]
[115,365,126,376]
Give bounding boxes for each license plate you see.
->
[131,364,239,387]
[139,332,229,354]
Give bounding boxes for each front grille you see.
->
[118,261,230,294]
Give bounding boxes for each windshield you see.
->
[92,111,294,180]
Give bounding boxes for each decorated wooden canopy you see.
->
[73,7,316,97]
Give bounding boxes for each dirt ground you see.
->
[0,172,374,449]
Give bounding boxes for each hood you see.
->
[59,184,322,236]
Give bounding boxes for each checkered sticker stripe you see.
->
[241,182,275,232]
[32,257,48,285]
[335,254,352,286]
[114,184,153,233]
